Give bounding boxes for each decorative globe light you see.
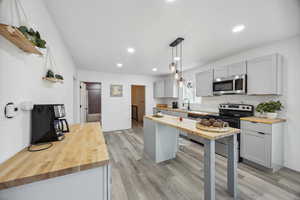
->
[169,62,176,72]
[179,77,184,88]
[174,70,180,80]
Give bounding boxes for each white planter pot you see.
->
[265,112,278,119]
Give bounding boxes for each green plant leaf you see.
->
[256,101,283,113]
[46,70,55,78]
[17,26,47,49]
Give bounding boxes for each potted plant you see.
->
[46,70,55,78]
[17,26,47,49]
[55,74,64,80]
[256,101,283,119]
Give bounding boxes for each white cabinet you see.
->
[164,79,178,98]
[241,129,271,167]
[153,79,178,98]
[241,120,284,172]
[228,62,247,76]
[214,67,228,78]
[153,80,164,98]
[195,69,214,97]
[214,61,247,79]
[247,54,282,95]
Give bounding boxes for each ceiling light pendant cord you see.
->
[171,47,173,62]
[176,45,178,68]
[180,42,183,77]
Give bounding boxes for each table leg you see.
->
[227,134,237,199]
[204,139,215,200]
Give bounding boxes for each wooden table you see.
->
[144,115,240,200]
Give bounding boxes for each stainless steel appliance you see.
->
[213,74,247,95]
[31,104,69,144]
[187,103,254,161]
[172,101,178,109]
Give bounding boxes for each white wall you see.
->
[164,36,300,172]
[77,70,158,132]
[0,0,76,163]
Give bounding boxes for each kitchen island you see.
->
[0,123,110,200]
[144,114,240,200]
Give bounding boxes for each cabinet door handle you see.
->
[257,132,265,135]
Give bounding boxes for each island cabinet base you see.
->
[144,118,179,163]
[0,165,111,200]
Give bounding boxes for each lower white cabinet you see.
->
[241,120,284,171]
[0,166,111,200]
[241,129,271,167]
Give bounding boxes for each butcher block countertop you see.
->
[240,117,286,124]
[0,123,109,190]
[145,114,240,140]
[154,107,218,116]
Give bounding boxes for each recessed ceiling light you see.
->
[232,24,245,33]
[127,47,135,54]
[152,68,158,72]
[166,0,176,2]
[117,63,123,68]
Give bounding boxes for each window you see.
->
[183,80,201,104]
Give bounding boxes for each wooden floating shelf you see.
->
[42,77,64,83]
[0,24,43,56]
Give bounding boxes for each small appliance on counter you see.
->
[172,101,178,109]
[31,104,69,144]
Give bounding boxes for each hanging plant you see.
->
[46,69,55,78]
[17,26,46,48]
[55,74,64,80]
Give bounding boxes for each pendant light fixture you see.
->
[174,70,180,80]
[178,40,185,87]
[169,37,184,84]
[169,47,176,73]
[174,45,180,80]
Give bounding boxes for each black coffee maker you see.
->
[31,104,69,144]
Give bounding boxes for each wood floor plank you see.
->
[104,123,300,200]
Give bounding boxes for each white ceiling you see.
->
[45,0,300,75]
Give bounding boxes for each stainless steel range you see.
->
[188,103,254,161]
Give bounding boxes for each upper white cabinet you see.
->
[213,67,228,79]
[164,79,178,98]
[153,79,178,98]
[153,80,164,98]
[214,61,247,79]
[247,54,282,95]
[228,62,247,76]
[195,69,214,97]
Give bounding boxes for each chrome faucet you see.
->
[183,98,191,111]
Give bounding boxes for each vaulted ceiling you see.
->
[45,0,300,75]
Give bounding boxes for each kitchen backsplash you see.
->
[161,95,284,116]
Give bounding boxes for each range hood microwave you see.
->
[213,74,247,95]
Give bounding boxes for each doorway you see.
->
[80,82,102,123]
[131,85,145,126]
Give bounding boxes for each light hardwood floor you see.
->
[104,123,300,200]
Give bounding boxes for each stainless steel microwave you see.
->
[213,74,247,95]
